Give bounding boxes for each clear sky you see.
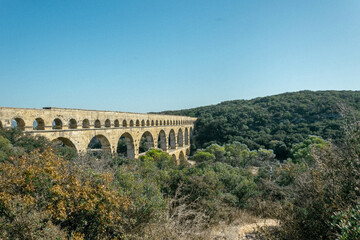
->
[1,1,360,113]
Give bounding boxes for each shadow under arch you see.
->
[117,132,135,158]
[168,129,176,149]
[177,128,184,147]
[52,137,77,150]
[88,134,111,152]
[157,130,167,150]
[179,151,185,161]
[139,131,154,154]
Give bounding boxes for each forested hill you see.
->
[160,90,360,160]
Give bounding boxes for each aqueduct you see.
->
[0,107,196,160]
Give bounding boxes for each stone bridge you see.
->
[0,107,196,160]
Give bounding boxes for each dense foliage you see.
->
[160,90,360,159]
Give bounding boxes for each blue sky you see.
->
[1,1,360,113]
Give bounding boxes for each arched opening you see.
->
[157,130,167,150]
[11,118,25,131]
[0,120,2,129]
[68,119,77,129]
[141,120,145,126]
[151,120,154,126]
[82,119,90,128]
[186,148,190,155]
[179,151,185,162]
[105,119,111,128]
[159,120,162,126]
[130,120,134,127]
[171,154,176,161]
[190,127,193,145]
[95,119,101,128]
[117,133,135,158]
[168,129,176,149]
[139,131,154,154]
[114,120,120,127]
[146,120,150,126]
[52,137,77,150]
[123,120,128,127]
[52,118,63,129]
[156,120,159,126]
[136,120,140,127]
[33,118,45,130]
[167,120,170,125]
[177,129,184,147]
[88,135,111,152]
[185,128,189,145]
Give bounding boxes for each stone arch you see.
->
[82,119,90,128]
[146,120,150,126]
[141,120,145,126]
[52,118,63,129]
[177,129,184,147]
[167,120,170,125]
[0,120,2,129]
[114,119,120,127]
[186,148,190,155]
[94,119,101,128]
[122,120,127,127]
[156,120,159,126]
[136,120,140,126]
[33,118,45,130]
[190,127,193,144]
[105,119,111,128]
[185,128,189,145]
[130,120,134,127]
[179,151,185,161]
[168,129,176,149]
[159,120,162,126]
[68,119,77,129]
[88,134,111,152]
[171,154,176,161]
[11,118,25,131]
[157,130,167,150]
[151,120,154,126]
[117,132,135,158]
[139,131,154,153]
[52,137,77,150]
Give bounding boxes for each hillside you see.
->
[160,90,360,159]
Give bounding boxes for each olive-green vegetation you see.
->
[160,90,360,160]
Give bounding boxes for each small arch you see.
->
[11,118,25,131]
[88,134,111,152]
[159,120,162,126]
[171,154,176,161]
[105,119,111,128]
[146,120,150,126]
[158,130,167,150]
[139,131,154,154]
[136,120,140,127]
[52,137,77,150]
[123,120,128,127]
[33,118,45,130]
[82,119,90,128]
[114,119,120,127]
[68,119,77,129]
[185,128,189,145]
[186,148,190,155]
[141,120,145,126]
[156,120,159,126]
[151,120,154,126]
[94,119,101,128]
[117,132,135,158]
[177,129,184,147]
[52,118,63,129]
[168,129,176,149]
[130,120,134,127]
[167,120,170,125]
[179,151,185,161]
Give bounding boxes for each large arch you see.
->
[82,119,90,128]
[177,129,184,147]
[69,119,77,129]
[88,134,111,152]
[52,137,77,150]
[117,132,135,158]
[12,118,25,131]
[158,130,167,150]
[53,118,63,129]
[168,129,176,149]
[33,118,45,130]
[139,131,154,153]
[185,128,189,145]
